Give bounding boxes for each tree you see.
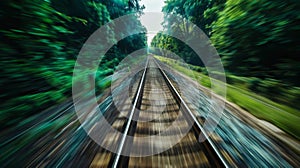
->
[0,0,147,129]
[210,0,300,85]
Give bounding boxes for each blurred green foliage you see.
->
[151,0,300,110]
[210,0,300,84]
[0,0,147,129]
[157,55,300,139]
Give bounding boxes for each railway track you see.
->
[91,55,228,167]
[3,55,297,167]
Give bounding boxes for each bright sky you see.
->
[140,0,165,12]
[140,0,165,45]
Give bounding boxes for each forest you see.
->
[0,0,300,166]
[0,0,147,129]
[1,0,299,137]
[151,0,300,110]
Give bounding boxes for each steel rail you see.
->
[153,57,230,168]
[111,56,149,168]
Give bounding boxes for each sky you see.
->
[140,0,165,12]
[139,0,165,45]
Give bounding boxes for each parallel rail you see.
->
[111,55,228,168]
[153,57,229,168]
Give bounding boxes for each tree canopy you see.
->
[0,0,147,128]
[151,0,300,86]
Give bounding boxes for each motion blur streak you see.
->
[1,57,299,167]
[1,0,300,167]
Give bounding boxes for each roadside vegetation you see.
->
[156,56,300,140]
[0,0,147,129]
[150,0,299,139]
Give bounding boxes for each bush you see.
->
[249,78,300,109]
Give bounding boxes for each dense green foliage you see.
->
[210,0,300,83]
[157,56,300,139]
[151,0,300,109]
[0,0,146,128]
[151,33,202,66]
[151,0,226,66]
